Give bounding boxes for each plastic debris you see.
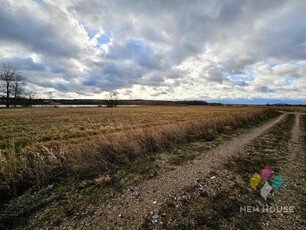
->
[46,184,54,190]
[260,182,273,200]
[210,176,216,180]
[260,165,273,182]
[271,175,284,191]
[151,214,160,222]
[250,173,262,190]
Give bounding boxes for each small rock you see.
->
[151,214,160,222]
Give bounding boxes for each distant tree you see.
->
[0,63,27,108]
[106,91,119,107]
[12,72,26,107]
[48,91,53,99]
[22,92,34,107]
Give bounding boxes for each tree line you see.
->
[0,63,30,108]
[0,63,119,108]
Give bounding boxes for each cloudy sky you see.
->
[1,0,306,103]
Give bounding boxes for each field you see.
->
[1,106,306,229]
[0,106,272,152]
[0,105,282,229]
[0,106,275,193]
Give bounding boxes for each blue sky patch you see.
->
[83,25,111,45]
[97,33,111,46]
[269,63,277,68]
[83,77,98,86]
[32,0,44,3]
[84,26,97,39]
[127,39,147,50]
[228,75,254,82]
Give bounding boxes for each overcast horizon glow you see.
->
[0,0,306,104]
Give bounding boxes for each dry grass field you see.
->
[0,106,273,152]
[0,106,277,200]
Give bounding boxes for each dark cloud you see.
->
[257,85,274,93]
[107,40,161,70]
[0,2,82,58]
[1,57,45,71]
[219,2,242,22]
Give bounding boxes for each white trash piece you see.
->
[260,182,273,200]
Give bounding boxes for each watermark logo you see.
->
[240,204,294,213]
[240,165,293,213]
[249,165,284,200]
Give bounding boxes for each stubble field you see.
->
[0,106,273,153]
[0,106,277,202]
[6,106,306,229]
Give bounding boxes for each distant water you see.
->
[0,105,138,108]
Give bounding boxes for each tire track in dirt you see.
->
[142,113,303,230]
[266,114,306,229]
[64,114,286,229]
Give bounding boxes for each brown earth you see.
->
[5,112,305,230]
[56,114,289,229]
[139,113,305,230]
[266,114,306,229]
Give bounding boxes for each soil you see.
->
[140,113,305,230]
[3,112,305,229]
[265,114,306,229]
[57,114,300,229]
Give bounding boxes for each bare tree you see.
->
[13,73,26,107]
[0,64,15,108]
[24,92,34,107]
[106,91,119,107]
[0,64,27,108]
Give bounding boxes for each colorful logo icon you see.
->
[249,165,284,200]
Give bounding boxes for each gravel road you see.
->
[70,114,287,229]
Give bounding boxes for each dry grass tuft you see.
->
[95,175,112,185]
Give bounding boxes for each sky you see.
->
[0,0,306,104]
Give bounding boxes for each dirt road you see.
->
[266,114,306,229]
[63,114,292,229]
[139,113,305,229]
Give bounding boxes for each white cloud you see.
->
[0,0,305,102]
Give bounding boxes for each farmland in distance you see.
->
[0,106,270,153]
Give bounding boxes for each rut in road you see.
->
[65,114,286,229]
[266,114,306,229]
